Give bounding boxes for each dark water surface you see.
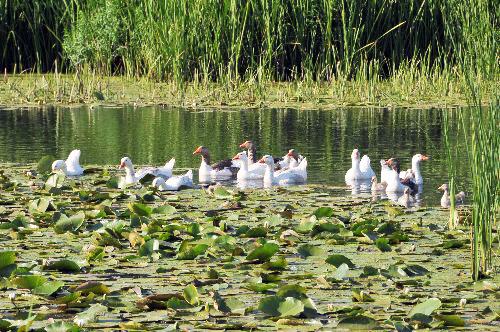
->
[0,106,468,205]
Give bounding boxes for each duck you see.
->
[277,149,305,170]
[232,151,265,180]
[258,154,307,186]
[51,149,84,176]
[371,176,387,192]
[119,156,175,185]
[193,146,238,181]
[345,149,375,181]
[152,170,193,191]
[438,183,466,208]
[397,187,415,208]
[385,169,409,193]
[239,140,283,166]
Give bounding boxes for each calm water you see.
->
[0,106,468,205]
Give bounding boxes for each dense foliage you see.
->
[0,0,497,81]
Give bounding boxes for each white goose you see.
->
[119,156,175,185]
[277,149,304,170]
[233,151,265,180]
[51,149,84,176]
[152,170,193,191]
[399,154,428,185]
[380,159,392,183]
[259,155,307,186]
[345,149,375,181]
[385,169,409,193]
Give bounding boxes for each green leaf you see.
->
[442,239,464,249]
[408,298,442,317]
[352,290,375,302]
[325,254,355,268]
[74,281,110,295]
[258,295,281,316]
[214,187,232,199]
[337,315,380,330]
[0,251,16,269]
[277,297,305,317]
[138,239,159,256]
[435,314,465,326]
[313,207,334,218]
[12,275,47,289]
[33,280,64,296]
[54,212,85,234]
[276,284,308,299]
[297,244,323,258]
[244,283,277,293]
[45,259,81,273]
[183,284,199,306]
[177,242,209,260]
[28,198,53,213]
[74,303,107,326]
[332,263,350,280]
[45,321,82,332]
[246,243,279,262]
[128,203,153,217]
[37,155,55,174]
[375,238,392,252]
[45,173,66,189]
[153,204,177,215]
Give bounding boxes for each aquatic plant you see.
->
[1,0,497,84]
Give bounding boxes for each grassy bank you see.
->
[0,73,497,109]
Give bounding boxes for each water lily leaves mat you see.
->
[0,164,498,331]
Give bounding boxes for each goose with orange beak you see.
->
[193,146,238,182]
[388,154,428,186]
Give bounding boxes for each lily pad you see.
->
[54,212,85,234]
[13,275,48,289]
[325,254,355,268]
[297,244,323,258]
[409,298,442,317]
[246,243,279,262]
[183,284,199,306]
[337,315,380,330]
[33,280,64,296]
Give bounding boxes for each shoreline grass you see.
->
[0,73,496,109]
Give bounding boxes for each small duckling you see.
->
[438,183,466,208]
[371,176,387,192]
[397,187,415,208]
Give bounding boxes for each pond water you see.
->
[0,106,468,205]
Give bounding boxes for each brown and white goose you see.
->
[193,146,238,182]
[239,140,284,166]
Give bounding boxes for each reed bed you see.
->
[1,0,497,84]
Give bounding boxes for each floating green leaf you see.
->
[409,298,442,317]
[128,202,153,217]
[45,259,81,273]
[183,284,199,306]
[54,212,85,234]
[12,275,47,289]
[33,280,64,296]
[337,315,380,330]
[246,243,279,262]
[297,244,323,258]
[325,254,355,268]
[313,207,334,218]
[375,238,392,252]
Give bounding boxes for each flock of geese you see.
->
[50,140,464,209]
